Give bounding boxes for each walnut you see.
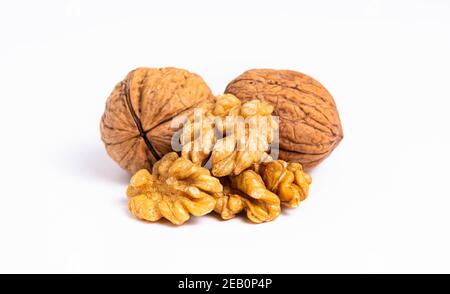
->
[180,101,216,166]
[126,152,222,225]
[255,160,312,208]
[100,67,214,174]
[225,69,343,169]
[214,170,281,223]
[181,94,277,177]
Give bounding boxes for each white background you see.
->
[1,0,450,273]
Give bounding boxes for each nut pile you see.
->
[101,67,343,225]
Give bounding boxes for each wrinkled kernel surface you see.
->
[256,160,312,207]
[127,152,222,225]
[214,170,281,223]
[181,94,277,177]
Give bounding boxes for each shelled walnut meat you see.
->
[254,159,312,208]
[214,170,281,223]
[225,69,343,169]
[126,153,312,224]
[100,67,214,174]
[127,152,222,225]
[181,94,277,177]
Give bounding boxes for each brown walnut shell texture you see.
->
[225,69,343,169]
[100,67,214,174]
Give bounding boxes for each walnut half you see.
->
[214,170,281,223]
[181,94,278,177]
[127,152,222,225]
[256,160,312,208]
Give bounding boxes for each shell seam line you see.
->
[122,79,161,161]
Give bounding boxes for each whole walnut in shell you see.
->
[100,67,214,174]
[225,69,343,169]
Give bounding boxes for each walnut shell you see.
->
[100,67,214,174]
[225,69,343,169]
